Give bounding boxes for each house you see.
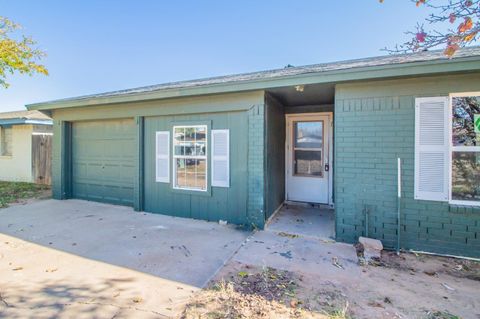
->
[27,47,480,258]
[0,110,53,184]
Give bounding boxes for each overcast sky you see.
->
[1,1,431,112]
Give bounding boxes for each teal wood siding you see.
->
[50,91,264,209]
[335,73,480,258]
[143,111,251,225]
[52,120,71,200]
[265,94,285,219]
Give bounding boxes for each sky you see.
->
[1,1,431,112]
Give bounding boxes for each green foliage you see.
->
[0,181,49,207]
[0,16,48,88]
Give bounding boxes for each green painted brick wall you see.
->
[247,104,266,228]
[335,73,480,258]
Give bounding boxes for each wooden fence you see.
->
[32,134,52,185]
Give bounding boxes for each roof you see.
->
[27,46,480,111]
[0,110,52,125]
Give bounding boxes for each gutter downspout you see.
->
[397,158,402,255]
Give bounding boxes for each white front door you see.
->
[286,113,332,204]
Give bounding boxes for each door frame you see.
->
[285,112,334,206]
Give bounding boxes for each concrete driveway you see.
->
[0,199,250,318]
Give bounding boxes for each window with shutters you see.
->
[450,93,480,205]
[173,125,207,191]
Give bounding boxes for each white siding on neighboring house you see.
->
[0,125,34,182]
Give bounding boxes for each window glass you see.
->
[294,121,323,149]
[452,96,480,146]
[452,152,480,201]
[294,150,322,176]
[293,121,323,177]
[0,126,12,156]
[451,95,480,203]
[173,125,207,191]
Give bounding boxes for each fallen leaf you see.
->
[132,296,143,303]
[12,267,23,271]
[290,299,298,308]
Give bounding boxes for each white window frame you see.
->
[449,92,480,206]
[172,125,208,192]
[0,126,13,157]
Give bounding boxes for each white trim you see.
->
[449,91,480,98]
[448,92,480,206]
[285,112,333,205]
[32,132,53,136]
[172,125,208,192]
[451,146,480,152]
[409,249,480,262]
[449,200,480,206]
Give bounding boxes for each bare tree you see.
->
[381,0,479,56]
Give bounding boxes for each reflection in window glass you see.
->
[451,94,480,204]
[295,121,323,149]
[452,96,480,146]
[452,152,480,201]
[173,125,207,191]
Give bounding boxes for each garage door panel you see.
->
[72,119,135,206]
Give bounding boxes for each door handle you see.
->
[325,164,329,172]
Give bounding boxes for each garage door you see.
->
[72,119,135,206]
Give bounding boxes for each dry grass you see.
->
[179,266,350,319]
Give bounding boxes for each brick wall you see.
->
[247,104,266,228]
[335,74,480,258]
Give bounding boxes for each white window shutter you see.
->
[414,97,449,201]
[211,129,230,187]
[156,131,170,183]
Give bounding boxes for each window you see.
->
[451,93,480,204]
[0,126,12,156]
[293,121,323,176]
[173,125,207,191]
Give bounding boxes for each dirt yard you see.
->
[181,251,480,319]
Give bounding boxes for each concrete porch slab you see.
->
[266,204,335,239]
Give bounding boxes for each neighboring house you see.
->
[0,110,53,185]
[26,47,480,258]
